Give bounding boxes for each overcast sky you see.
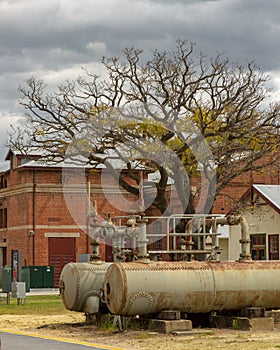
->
[1,0,280,161]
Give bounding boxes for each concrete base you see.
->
[265,310,280,329]
[149,319,192,334]
[211,315,274,331]
[249,317,274,331]
[266,310,280,323]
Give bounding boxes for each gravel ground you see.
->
[1,314,280,350]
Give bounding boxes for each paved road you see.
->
[0,331,123,350]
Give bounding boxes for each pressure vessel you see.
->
[103,260,280,316]
[59,261,112,314]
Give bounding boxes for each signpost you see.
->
[11,249,21,282]
[11,250,26,304]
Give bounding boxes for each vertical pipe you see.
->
[202,217,206,251]
[211,217,218,260]
[239,215,251,260]
[32,170,36,266]
[166,217,170,252]
[138,171,145,214]
[86,173,90,254]
[216,215,251,261]
[137,219,148,258]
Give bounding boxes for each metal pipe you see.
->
[32,170,36,266]
[137,219,149,258]
[184,215,251,261]
[215,215,251,261]
[86,174,91,254]
[239,215,251,261]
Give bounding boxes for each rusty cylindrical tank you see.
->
[103,260,280,316]
[59,261,112,314]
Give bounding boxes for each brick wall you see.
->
[0,160,141,269]
[192,154,280,214]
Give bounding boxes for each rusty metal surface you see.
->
[59,261,112,312]
[103,260,280,316]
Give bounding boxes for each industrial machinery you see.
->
[60,208,269,323]
[59,261,112,314]
[102,259,280,316]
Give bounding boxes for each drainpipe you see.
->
[32,170,36,265]
[86,174,90,254]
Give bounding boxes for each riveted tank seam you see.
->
[209,262,217,309]
[118,263,129,315]
[73,264,82,310]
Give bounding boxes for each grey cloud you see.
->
[1,0,280,159]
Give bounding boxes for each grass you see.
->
[231,319,241,330]
[98,313,118,332]
[0,295,71,315]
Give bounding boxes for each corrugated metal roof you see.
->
[4,148,144,171]
[253,184,280,211]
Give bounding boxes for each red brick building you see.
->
[0,149,279,287]
[212,154,280,214]
[0,150,141,287]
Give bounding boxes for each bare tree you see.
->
[9,40,280,215]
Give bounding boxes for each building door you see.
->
[269,235,279,260]
[48,238,76,288]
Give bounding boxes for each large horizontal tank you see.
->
[103,260,280,316]
[59,261,112,314]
